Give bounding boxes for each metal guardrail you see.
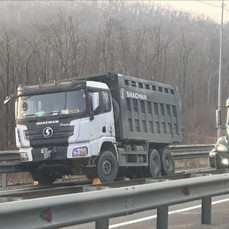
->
[170,144,214,159]
[0,144,214,164]
[0,145,214,188]
[170,144,214,151]
[0,173,229,229]
[0,151,20,189]
[0,151,19,161]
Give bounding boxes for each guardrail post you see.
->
[95,217,109,229]
[1,161,7,189]
[202,197,212,224]
[157,206,168,229]
[1,173,7,189]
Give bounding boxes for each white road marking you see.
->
[109,198,229,228]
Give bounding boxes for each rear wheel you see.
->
[161,149,175,176]
[145,149,161,177]
[31,169,57,185]
[97,150,118,183]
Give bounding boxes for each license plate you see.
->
[41,147,52,159]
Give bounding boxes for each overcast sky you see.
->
[155,1,229,23]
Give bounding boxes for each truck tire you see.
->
[31,169,56,185]
[161,149,175,176]
[97,150,118,183]
[112,98,120,122]
[146,149,161,177]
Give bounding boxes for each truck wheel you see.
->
[97,150,118,183]
[146,149,161,177]
[161,149,175,176]
[31,169,56,185]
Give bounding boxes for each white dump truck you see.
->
[5,72,183,184]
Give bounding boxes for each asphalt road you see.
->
[63,194,229,229]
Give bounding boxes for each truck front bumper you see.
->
[19,142,92,162]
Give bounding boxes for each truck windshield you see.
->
[18,89,86,118]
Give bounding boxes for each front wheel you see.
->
[161,149,175,176]
[97,150,118,183]
[31,169,57,185]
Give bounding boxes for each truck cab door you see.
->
[88,91,106,156]
[88,90,115,156]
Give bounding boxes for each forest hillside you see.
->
[0,1,227,149]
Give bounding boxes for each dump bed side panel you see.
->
[87,73,183,144]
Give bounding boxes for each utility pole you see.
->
[217,0,224,138]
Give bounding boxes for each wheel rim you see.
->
[161,150,175,176]
[162,153,174,175]
[102,160,112,176]
[150,154,160,176]
[152,158,159,170]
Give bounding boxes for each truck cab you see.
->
[15,80,117,184]
[6,73,183,184]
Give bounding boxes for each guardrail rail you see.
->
[0,173,229,229]
[0,144,214,188]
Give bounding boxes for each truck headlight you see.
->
[20,152,29,161]
[72,147,88,157]
[222,158,229,165]
[215,144,227,152]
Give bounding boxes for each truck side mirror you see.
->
[226,98,229,107]
[216,109,221,127]
[90,112,94,121]
[4,96,12,105]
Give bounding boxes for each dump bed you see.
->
[86,72,183,144]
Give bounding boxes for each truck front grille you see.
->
[24,126,74,141]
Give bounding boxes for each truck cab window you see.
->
[66,90,86,113]
[18,90,86,118]
[89,91,100,114]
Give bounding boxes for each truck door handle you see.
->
[102,126,106,133]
